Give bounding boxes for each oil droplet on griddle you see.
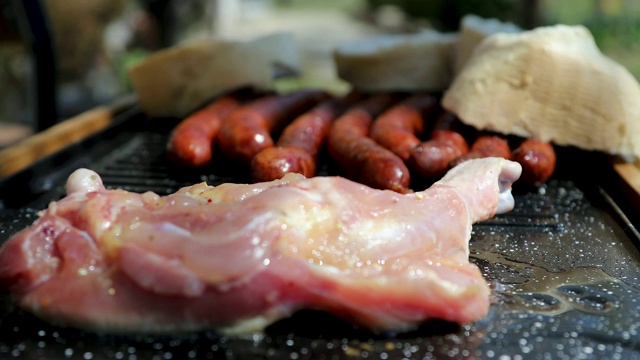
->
[475,252,624,316]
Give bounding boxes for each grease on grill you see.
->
[478,252,625,315]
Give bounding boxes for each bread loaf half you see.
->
[128,32,301,118]
[333,30,457,92]
[453,14,521,76]
[442,25,640,159]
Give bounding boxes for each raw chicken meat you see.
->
[0,158,521,334]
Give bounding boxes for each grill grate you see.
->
[93,131,242,195]
[93,132,202,194]
[89,130,564,231]
[479,194,561,231]
[2,113,640,360]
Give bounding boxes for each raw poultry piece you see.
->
[0,158,521,334]
[443,25,640,160]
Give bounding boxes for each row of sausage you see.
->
[166,89,556,192]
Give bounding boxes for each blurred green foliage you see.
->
[364,0,640,76]
[541,0,640,76]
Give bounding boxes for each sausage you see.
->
[450,135,512,168]
[369,93,439,161]
[166,92,248,167]
[250,92,364,182]
[511,139,556,185]
[407,110,471,179]
[218,89,329,165]
[250,147,316,182]
[276,91,364,155]
[327,93,412,193]
[408,130,470,179]
[370,103,470,179]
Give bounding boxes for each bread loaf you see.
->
[333,30,457,92]
[128,32,301,118]
[453,14,521,76]
[442,25,640,159]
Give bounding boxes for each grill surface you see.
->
[1,108,639,359]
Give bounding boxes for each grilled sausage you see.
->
[250,147,316,182]
[250,92,363,182]
[511,139,556,185]
[166,93,246,167]
[369,93,439,161]
[327,93,412,193]
[408,130,470,179]
[450,135,512,168]
[370,102,471,179]
[218,89,329,165]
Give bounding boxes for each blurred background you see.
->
[0,0,638,148]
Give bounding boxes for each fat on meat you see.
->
[0,157,521,334]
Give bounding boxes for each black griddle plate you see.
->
[1,106,640,360]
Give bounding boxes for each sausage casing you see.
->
[166,94,244,167]
[218,89,328,165]
[250,92,363,182]
[327,93,412,193]
[369,93,439,161]
[450,135,511,168]
[409,130,470,179]
[511,139,556,185]
[251,147,316,181]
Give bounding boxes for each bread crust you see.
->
[443,25,640,159]
[128,33,301,118]
[333,30,458,92]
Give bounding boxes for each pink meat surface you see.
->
[0,157,521,334]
